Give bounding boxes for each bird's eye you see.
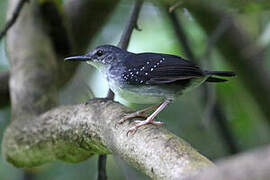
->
[96,50,103,57]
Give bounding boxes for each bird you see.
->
[65,44,235,135]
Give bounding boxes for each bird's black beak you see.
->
[64,55,91,61]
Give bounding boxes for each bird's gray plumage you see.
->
[65,44,235,105]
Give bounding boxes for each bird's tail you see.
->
[203,70,235,83]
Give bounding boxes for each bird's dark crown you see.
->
[85,44,130,65]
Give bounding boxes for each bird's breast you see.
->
[108,80,168,104]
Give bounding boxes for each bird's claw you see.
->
[126,119,164,136]
[118,112,148,125]
[134,120,149,123]
[151,121,164,126]
[118,116,128,125]
[126,126,138,136]
[118,104,161,125]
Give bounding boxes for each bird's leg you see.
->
[118,103,161,124]
[127,99,172,136]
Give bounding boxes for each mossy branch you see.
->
[2,98,213,180]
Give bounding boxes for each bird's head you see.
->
[64,45,129,70]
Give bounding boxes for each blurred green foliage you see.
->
[2,0,270,179]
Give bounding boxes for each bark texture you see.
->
[2,99,213,180]
[6,0,58,119]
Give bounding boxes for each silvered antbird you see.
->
[65,45,235,135]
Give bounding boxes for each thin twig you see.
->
[106,0,143,99]
[202,15,231,60]
[167,8,239,155]
[200,16,239,154]
[198,16,227,125]
[106,90,115,100]
[184,145,270,180]
[23,171,35,180]
[102,0,144,179]
[169,2,182,13]
[167,9,195,61]
[98,155,107,180]
[0,71,10,108]
[0,0,29,41]
[117,0,143,50]
[213,102,239,154]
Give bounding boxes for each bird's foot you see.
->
[118,104,160,124]
[118,111,148,124]
[126,118,164,136]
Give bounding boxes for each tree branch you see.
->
[2,0,213,179]
[0,71,9,108]
[166,9,195,61]
[3,1,119,180]
[117,0,143,50]
[0,0,120,108]
[6,0,59,118]
[0,0,29,41]
[107,0,143,99]
[98,154,107,180]
[185,145,270,180]
[212,102,239,154]
[2,98,213,179]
